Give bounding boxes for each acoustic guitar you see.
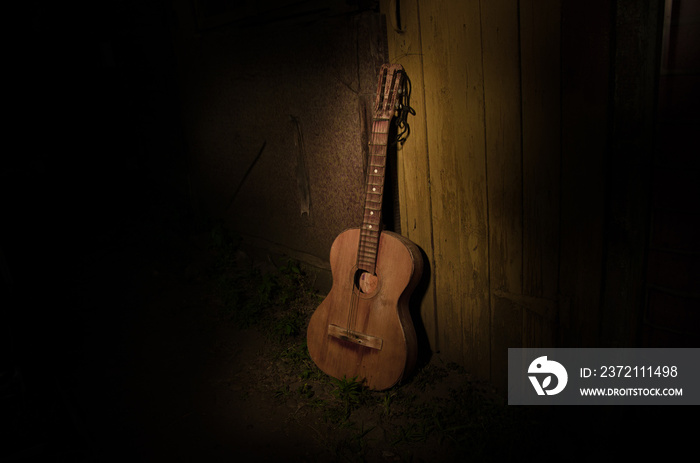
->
[307,64,423,391]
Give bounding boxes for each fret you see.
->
[356,102,393,270]
[358,250,377,258]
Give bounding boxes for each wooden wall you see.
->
[380,0,672,389]
[644,0,700,347]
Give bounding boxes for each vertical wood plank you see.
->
[482,0,523,389]
[600,0,661,347]
[559,0,612,347]
[380,0,439,359]
[520,0,561,348]
[416,0,490,376]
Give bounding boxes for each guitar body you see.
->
[307,228,422,390]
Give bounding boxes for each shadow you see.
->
[410,244,434,373]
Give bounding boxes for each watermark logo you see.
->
[528,356,568,395]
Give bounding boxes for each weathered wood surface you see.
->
[381,0,439,364]
[381,0,662,389]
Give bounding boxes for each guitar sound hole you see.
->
[354,269,379,295]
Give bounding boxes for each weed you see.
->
[330,375,365,407]
[391,422,430,445]
[328,375,368,423]
[323,402,351,425]
[297,383,314,399]
[273,384,290,401]
[277,339,325,382]
[270,308,306,340]
[378,390,397,417]
[278,339,310,364]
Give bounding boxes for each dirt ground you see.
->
[4,214,690,462]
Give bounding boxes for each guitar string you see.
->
[346,67,405,338]
[348,117,379,336]
[349,117,385,336]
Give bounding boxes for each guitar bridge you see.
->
[327,324,383,350]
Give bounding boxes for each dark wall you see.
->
[2,4,193,435]
[643,0,700,346]
[169,0,389,276]
[3,0,389,410]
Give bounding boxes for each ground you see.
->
[3,212,688,462]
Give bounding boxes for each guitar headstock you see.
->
[373,64,405,120]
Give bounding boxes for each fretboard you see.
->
[357,118,391,274]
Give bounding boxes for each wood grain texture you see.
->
[307,228,422,390]
[379,1,654,389]
[600,0,660,347]
[558,0,611,347]
[520,0,561,348]
[416,0,491,377]
[482,0,523,389]
[381,0,439,356]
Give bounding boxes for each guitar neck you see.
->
[357,118,391,274]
